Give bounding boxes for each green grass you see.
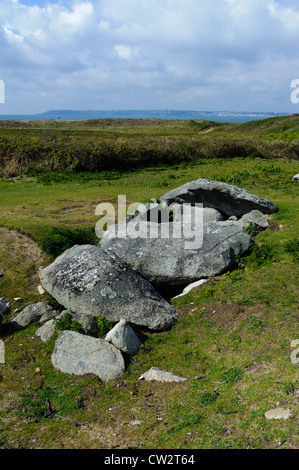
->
[0,118,298,449]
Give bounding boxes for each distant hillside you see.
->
[225,114,299,141]
[0,114,298,177]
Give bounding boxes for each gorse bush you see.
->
[283,238,299,261]
[96,316,114,337]
[237,242,277,269]
[199,392,218,405]
[53,312,83,333]
[243,222,260,237]
[221,367,243,383]
[38,226,98,258]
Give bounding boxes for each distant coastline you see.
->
[0,109,291,123]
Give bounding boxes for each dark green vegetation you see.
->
[0,114,299,178]
[0,116,298,449]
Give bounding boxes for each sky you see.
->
[1,0,299,114]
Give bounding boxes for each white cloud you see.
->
[0,0,299,113]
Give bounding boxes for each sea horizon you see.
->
[0,109,291,123]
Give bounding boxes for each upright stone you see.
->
[105,319,141,356]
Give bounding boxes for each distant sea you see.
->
[0,110,291,123]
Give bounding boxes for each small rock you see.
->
[51,330,125,381]
[0,271,4,278]
[172,279,208,299]
[237,210,269,229]
[228,216,238,221]
[12,302,58,330]
[139,367,187,383]
[0,297,9,315]
[105,319,141,356]
[130,420,142,426]
[36,320,56,342]
[292,174,299,180]
[35,312,66,342]
[265,408,292,420]
[37,285,45,295]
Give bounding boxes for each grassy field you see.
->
[0,117,298,450]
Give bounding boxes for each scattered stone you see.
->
[37,285,45,295]
[171,279,208,299]
[161,178,279,217]
[293,174,299,180]
[39,245,177,331]
[139,367,187,383]
[265,408,292,421]
[0,297,9,315]
[229,216,238,221]
[101,221,252,288]
[35,311,66,342]
[0,271,4,278]
[35,319,56,342]
[11,302,57,330]
[105,319,141,356]
[236,210,269,229]
[130,420,142,427]
[51,330,125,381]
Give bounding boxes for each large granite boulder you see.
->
[161,178,279,217]
[51,330,125,381]
[101,221,252,288]
[39,245,177,331]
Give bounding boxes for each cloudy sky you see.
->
[1,0,299,114]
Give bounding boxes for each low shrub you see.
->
[221,367,243,383]
[237,242,277,269]
[96,316,114,336]
[243,222,260,237]
[53,312,83,333]
[38,226,98,258]
[199,392,218,405]
[283,238,299,261]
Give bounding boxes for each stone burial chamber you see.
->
[34,178,278,381]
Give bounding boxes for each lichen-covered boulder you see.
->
[101,221,252,288]
[39,245,177,331]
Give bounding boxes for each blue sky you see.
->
[1,0,299,114]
